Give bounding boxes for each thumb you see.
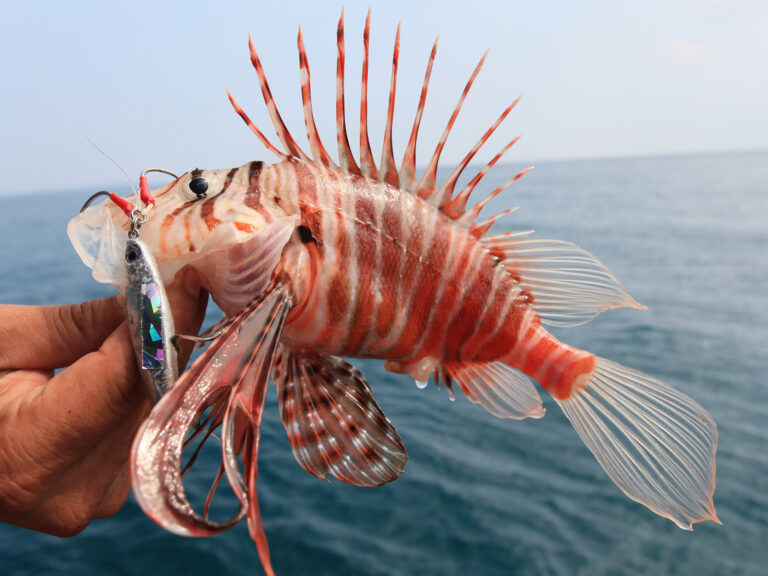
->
[165,266,209,371]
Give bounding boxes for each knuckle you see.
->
[53,304,79,345]
[62,301,94,342]
[54,297,119,347]
[69,499,99,530]
[95,494,126,519]
[44,494,100,537]
[0,475,40,512]
[47,510,91,538]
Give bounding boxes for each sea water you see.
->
[0,151,766,575]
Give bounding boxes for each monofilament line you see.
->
[0,18,138,196]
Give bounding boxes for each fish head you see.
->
[68,162,298,292]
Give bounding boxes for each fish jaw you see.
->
[68,197,131,288]
[68,162,299,292]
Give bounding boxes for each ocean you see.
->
[0,151,766,575]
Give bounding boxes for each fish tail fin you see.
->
[555,357,719,529]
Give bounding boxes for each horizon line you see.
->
[3,145,766,198]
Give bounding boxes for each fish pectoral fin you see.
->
[273,347,408,487]
[131,284,292,576]
[440,362,546,420]
[202,216,296,314]
[480,236,646,327]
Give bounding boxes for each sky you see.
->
[1,0,766,195]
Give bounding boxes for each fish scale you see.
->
[261,160,518,367]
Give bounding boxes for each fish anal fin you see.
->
[481,236,645,326]
[556,358,719,530]
[273,347,408,487]
[442,362,545,420]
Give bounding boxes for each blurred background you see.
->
[1,1,766,575]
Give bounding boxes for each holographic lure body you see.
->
[124,238,178,402]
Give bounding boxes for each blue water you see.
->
[1,151,766,575]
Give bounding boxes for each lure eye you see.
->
[125,246,141,263]
[181,172,223,202]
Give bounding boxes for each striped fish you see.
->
[68,10,718,576]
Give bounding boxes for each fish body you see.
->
[254,160,595,400]
[68,11,718,576]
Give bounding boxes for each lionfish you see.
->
[68,10,718,576]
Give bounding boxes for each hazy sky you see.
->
[1,0,766,195]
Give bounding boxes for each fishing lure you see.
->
[123,237,178,402]
[68,10,718,576]
[79,171,179,402]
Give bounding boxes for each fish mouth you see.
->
[68,202,130,286]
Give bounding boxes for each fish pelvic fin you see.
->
[131,284,292,576]
[273,346,408,486]
[554,357,719,530]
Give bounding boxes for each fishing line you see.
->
[0,18,138,196]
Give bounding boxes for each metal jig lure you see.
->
[81,170,181,402]
[124,235,178,402]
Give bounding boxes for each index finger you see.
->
[0,296,124,370]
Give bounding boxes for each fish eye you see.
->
[181,172,223,202]
[189,177,208,197]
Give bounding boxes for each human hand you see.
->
[0,268,208,537]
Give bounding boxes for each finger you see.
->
[94,461,132,519]
[0,296,124,370]
[0,369,53,402]
[166,266,209,370]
